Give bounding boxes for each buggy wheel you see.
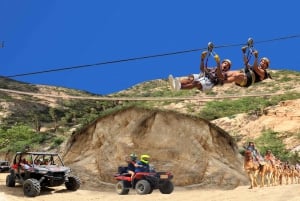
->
[6,174,15,187]
[135,180,151,195]
[159,180,174,194]
[116,181,130,195]
[148,187,154,194]
[23,178,41,197]
[65,176,81,191]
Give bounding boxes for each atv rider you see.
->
[135,154,150,173]
[20,158,31,170]
[126,153,139,181]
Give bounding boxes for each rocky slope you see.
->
[212,99,300,150]
[0,70,300,190]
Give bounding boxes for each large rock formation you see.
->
[63,107,248,189]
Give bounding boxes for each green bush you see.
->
[247,129,300,162]
[199,93,300,120]
[0,124,43,153]
[255,130,289,160]
[51,136,65,148]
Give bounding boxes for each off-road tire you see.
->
[159,180,174,194]
[116,181,130,195]
[6,174,15,187]
[65,175,81,191]
[23,178,41,197]
[135,179,151,195]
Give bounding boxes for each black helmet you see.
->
[130,153,137,160]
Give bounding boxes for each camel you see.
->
[289,165,300,184]
[272,163,283,186]
[243,150,266,188]
[262,161,275,187]
[282,163,292,185]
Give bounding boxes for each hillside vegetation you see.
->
[0,70,300,162]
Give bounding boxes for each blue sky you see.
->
[1,0,300,95]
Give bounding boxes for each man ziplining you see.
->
[168,42,231,91]
[169,38,272,91]
[217,38,272,87]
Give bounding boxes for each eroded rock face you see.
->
[63,107,248,189]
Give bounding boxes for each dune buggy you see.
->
[0,160,10,172]
[114,166,174,195]
[6,151,81,197]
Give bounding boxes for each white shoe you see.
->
[175,78,181,91]
[168,75,176,90]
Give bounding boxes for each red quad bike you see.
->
[114,166,174,195]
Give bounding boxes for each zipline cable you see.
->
[5,34,300,78]
[6,48,206,78]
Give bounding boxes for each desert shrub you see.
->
[0,124,44,153]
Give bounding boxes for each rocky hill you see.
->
[0,70,300,189]
[112,70,300,149]
[212,99,300,151]
[63,107,248,189]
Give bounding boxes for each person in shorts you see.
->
[169,51,231,91]
[217,47,271,87]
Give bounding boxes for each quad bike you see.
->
[114,166,174,195]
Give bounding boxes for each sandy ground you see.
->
[0,173,299,201]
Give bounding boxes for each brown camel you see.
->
[262,161,275,187]
[244,150,266,188]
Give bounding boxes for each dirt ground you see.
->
[0,173,299,201]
